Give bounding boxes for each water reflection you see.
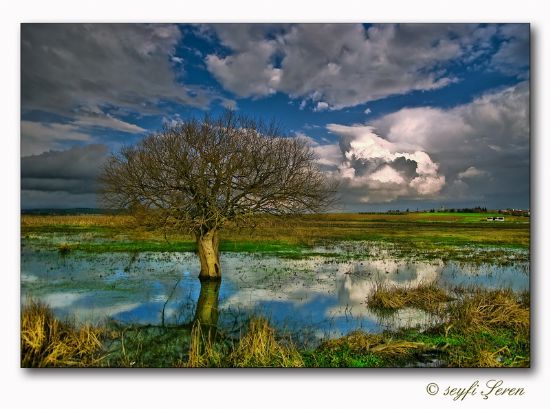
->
[193,280,221,330]
[20,245,529,343]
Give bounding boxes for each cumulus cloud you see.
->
[326,125,445,203]
[369,82,529,205]
[300,81,528,207]
[203,23,528,109]
[373,81,529,162]
[296,133,341,169]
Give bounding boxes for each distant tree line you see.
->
[358,207,528,216]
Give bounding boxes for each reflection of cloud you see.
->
[68,303,142,324]
[222,257,443,314]
[24,291,142,324]
[21,274,39,283]
[37,292,85,308]
[322,305,438,332]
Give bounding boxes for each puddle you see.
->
[20,242,529,345]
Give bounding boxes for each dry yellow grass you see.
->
[185,321,222,368]
[21,301,104,367]
[228,317,304,367]
[186,317,304,367]
[21,214,134,228]
[367,282,452,312]
[449,288,529,336]
[321,331,427,357]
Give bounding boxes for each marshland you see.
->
[21,211,530,367]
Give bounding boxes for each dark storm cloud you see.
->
[22,178,98,194]
[21,145,108,197]
[21,144,108,180]
[21,24,212,115]
[21,191,99,209]
[390,157,418,180]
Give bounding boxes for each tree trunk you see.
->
[196,229,221,281]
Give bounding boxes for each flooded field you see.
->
[21,239,529,346]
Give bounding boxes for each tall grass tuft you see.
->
[448,288,529,336]
[367,282,452,313]
[228,317,304,367]
[442,288,530,367]
[185,321,222,368]
[21,301,103,367]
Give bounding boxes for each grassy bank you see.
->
[22,286,529,368]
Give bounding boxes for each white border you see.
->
[2,1,548,408]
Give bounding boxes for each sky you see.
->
[20,23,530,211]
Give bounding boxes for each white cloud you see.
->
[369,82,529,203]
[21,121,93,156]
[73,113,145,134]
[205,27,282,97]
[369,165,405,184]
[21,109,145,156]
[491,24,530,76]
[203,23,524,109]
[307,81,528,206]
[314,101,329,112]
[373,81,529,159]
[326,124,445,203]
[296,132,342,168]
[458,166,488,179]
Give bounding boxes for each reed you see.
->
[21,301,103,367]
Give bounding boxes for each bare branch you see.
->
[99,110,338,236]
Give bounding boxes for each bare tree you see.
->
[99,111,337,280]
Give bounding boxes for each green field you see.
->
[21,212,529,258]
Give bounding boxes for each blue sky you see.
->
[21,23,530,210]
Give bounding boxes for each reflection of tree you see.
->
[193,280,221,339]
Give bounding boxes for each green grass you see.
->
[59,239,305,255]
[21,213,530,263]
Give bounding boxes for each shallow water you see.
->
[20,242,529,344]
